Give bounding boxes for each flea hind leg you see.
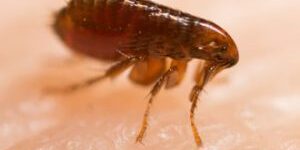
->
[62,56,144,93]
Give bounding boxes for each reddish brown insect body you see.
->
[53,0,239,147]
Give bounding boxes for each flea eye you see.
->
[213,53,224,61]
[221,46,227,51]
[220,46,227,52]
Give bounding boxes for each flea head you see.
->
[190,20,239,69]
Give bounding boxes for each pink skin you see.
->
[1,0,300,150]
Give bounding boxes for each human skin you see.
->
[0,0,300,150]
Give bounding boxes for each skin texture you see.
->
[0,0,300,150]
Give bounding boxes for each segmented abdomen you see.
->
[54,0,195,60]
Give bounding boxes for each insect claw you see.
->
[135,124,147,145]
[135,135,145,144]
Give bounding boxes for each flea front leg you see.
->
[189,61,222,147]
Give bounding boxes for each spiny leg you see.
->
[135,66,177,143]
[62,56,144,93]
[136,60,189,143]
[189,61,222,147]
[189,85,203,147]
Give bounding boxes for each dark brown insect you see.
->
[53,0,239,147]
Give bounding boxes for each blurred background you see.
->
[0,0,300,150]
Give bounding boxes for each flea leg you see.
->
[129,57,166,85]
[62,56,144,93]
[189,85,203,147]
[135,66,177,143]
[165,59,189,88]
[190,61,221,147]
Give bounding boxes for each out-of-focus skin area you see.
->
[0,0,300,149]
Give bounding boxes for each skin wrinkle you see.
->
[0,0,300,150]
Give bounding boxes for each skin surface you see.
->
[0,0,300,150]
